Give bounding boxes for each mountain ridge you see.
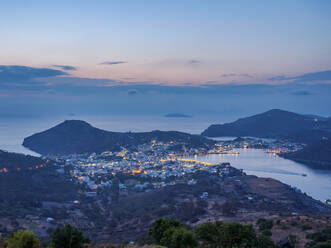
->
[23,120,214,155]
[201,109,331,142]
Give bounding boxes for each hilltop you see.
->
[201,109,331,142]
[23,120,214,156]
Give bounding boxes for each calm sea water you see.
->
[1,116,330,202]
[185,149,331,202]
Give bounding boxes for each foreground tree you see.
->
[195,221,223,247]
[196,221,260,248]
[217,222,257,248]
[161,227,197,248]
[312,241,331,248]
[6,230,40,248]
[51,224,90,248]
[149,219,197,248]
[151,219,276,248]
[149,218,183,244]
[257,235,276,248]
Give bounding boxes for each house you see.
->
[46,217,55,223]
[200,192,208,199]
[85,192,97,197]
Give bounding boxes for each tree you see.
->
[257,235,276,248]
[163,227,197,248]
[307,227,331,247]
[312,241,331,248]
[51,224,90,248]
[256,218,273,231]
[217,222,257,248]
[195,221,223,247]
[149,218,182,244]
[195,221,259,248]
[6,230,40,248]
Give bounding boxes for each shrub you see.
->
[195,221,223,246]
[6,230,40,248]
[256,218,273,231]
[302,225,312,231]
[262,229,272,237]
[257,235,276,248]
[161,227,197,248]
[50,224,90,248]
[149,218,183,244]
[312,241,331,248]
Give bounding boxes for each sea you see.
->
[0,115,330,202]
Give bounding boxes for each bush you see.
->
[306,227,331,247]
[149,218,183,244]
[257,235,276,248]
[307,227,331,242]
[195,221,223,246]
[151,219,278,248]
[217,222,258,247]
[51,224,90,248]
[6,230,40,248]
[149,218,197,248]
[196,221,261,247]
[256,218,273,231]
[288,234,297,247]
[262,229,272,237]
[312,241,331,248]
[302,225,313,231]
[161,227,197,248]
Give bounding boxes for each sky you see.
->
[1,0,331,84]
[1,0,331,120]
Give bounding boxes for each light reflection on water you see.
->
[185,148,331,202]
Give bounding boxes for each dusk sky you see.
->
[1,0,331,119]
[1,0,331,84]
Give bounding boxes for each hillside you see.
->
[0,150,44,172]
[201,109,331,142]
[282,138,331,170]
[0,150,80,209]
[1,167,330,243]
[23,120,214,156]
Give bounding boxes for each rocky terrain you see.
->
[1,160,329,244]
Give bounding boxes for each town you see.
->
[52,137,303,196]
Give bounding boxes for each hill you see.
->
[201,109,331,142]
[23,120,214,156]
[282,138,331,170]
[0,150,80,210]
[0,150,45,172]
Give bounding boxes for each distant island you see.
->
[164,113,192,118]
[201,109,331,143]
[23,120,213,155]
